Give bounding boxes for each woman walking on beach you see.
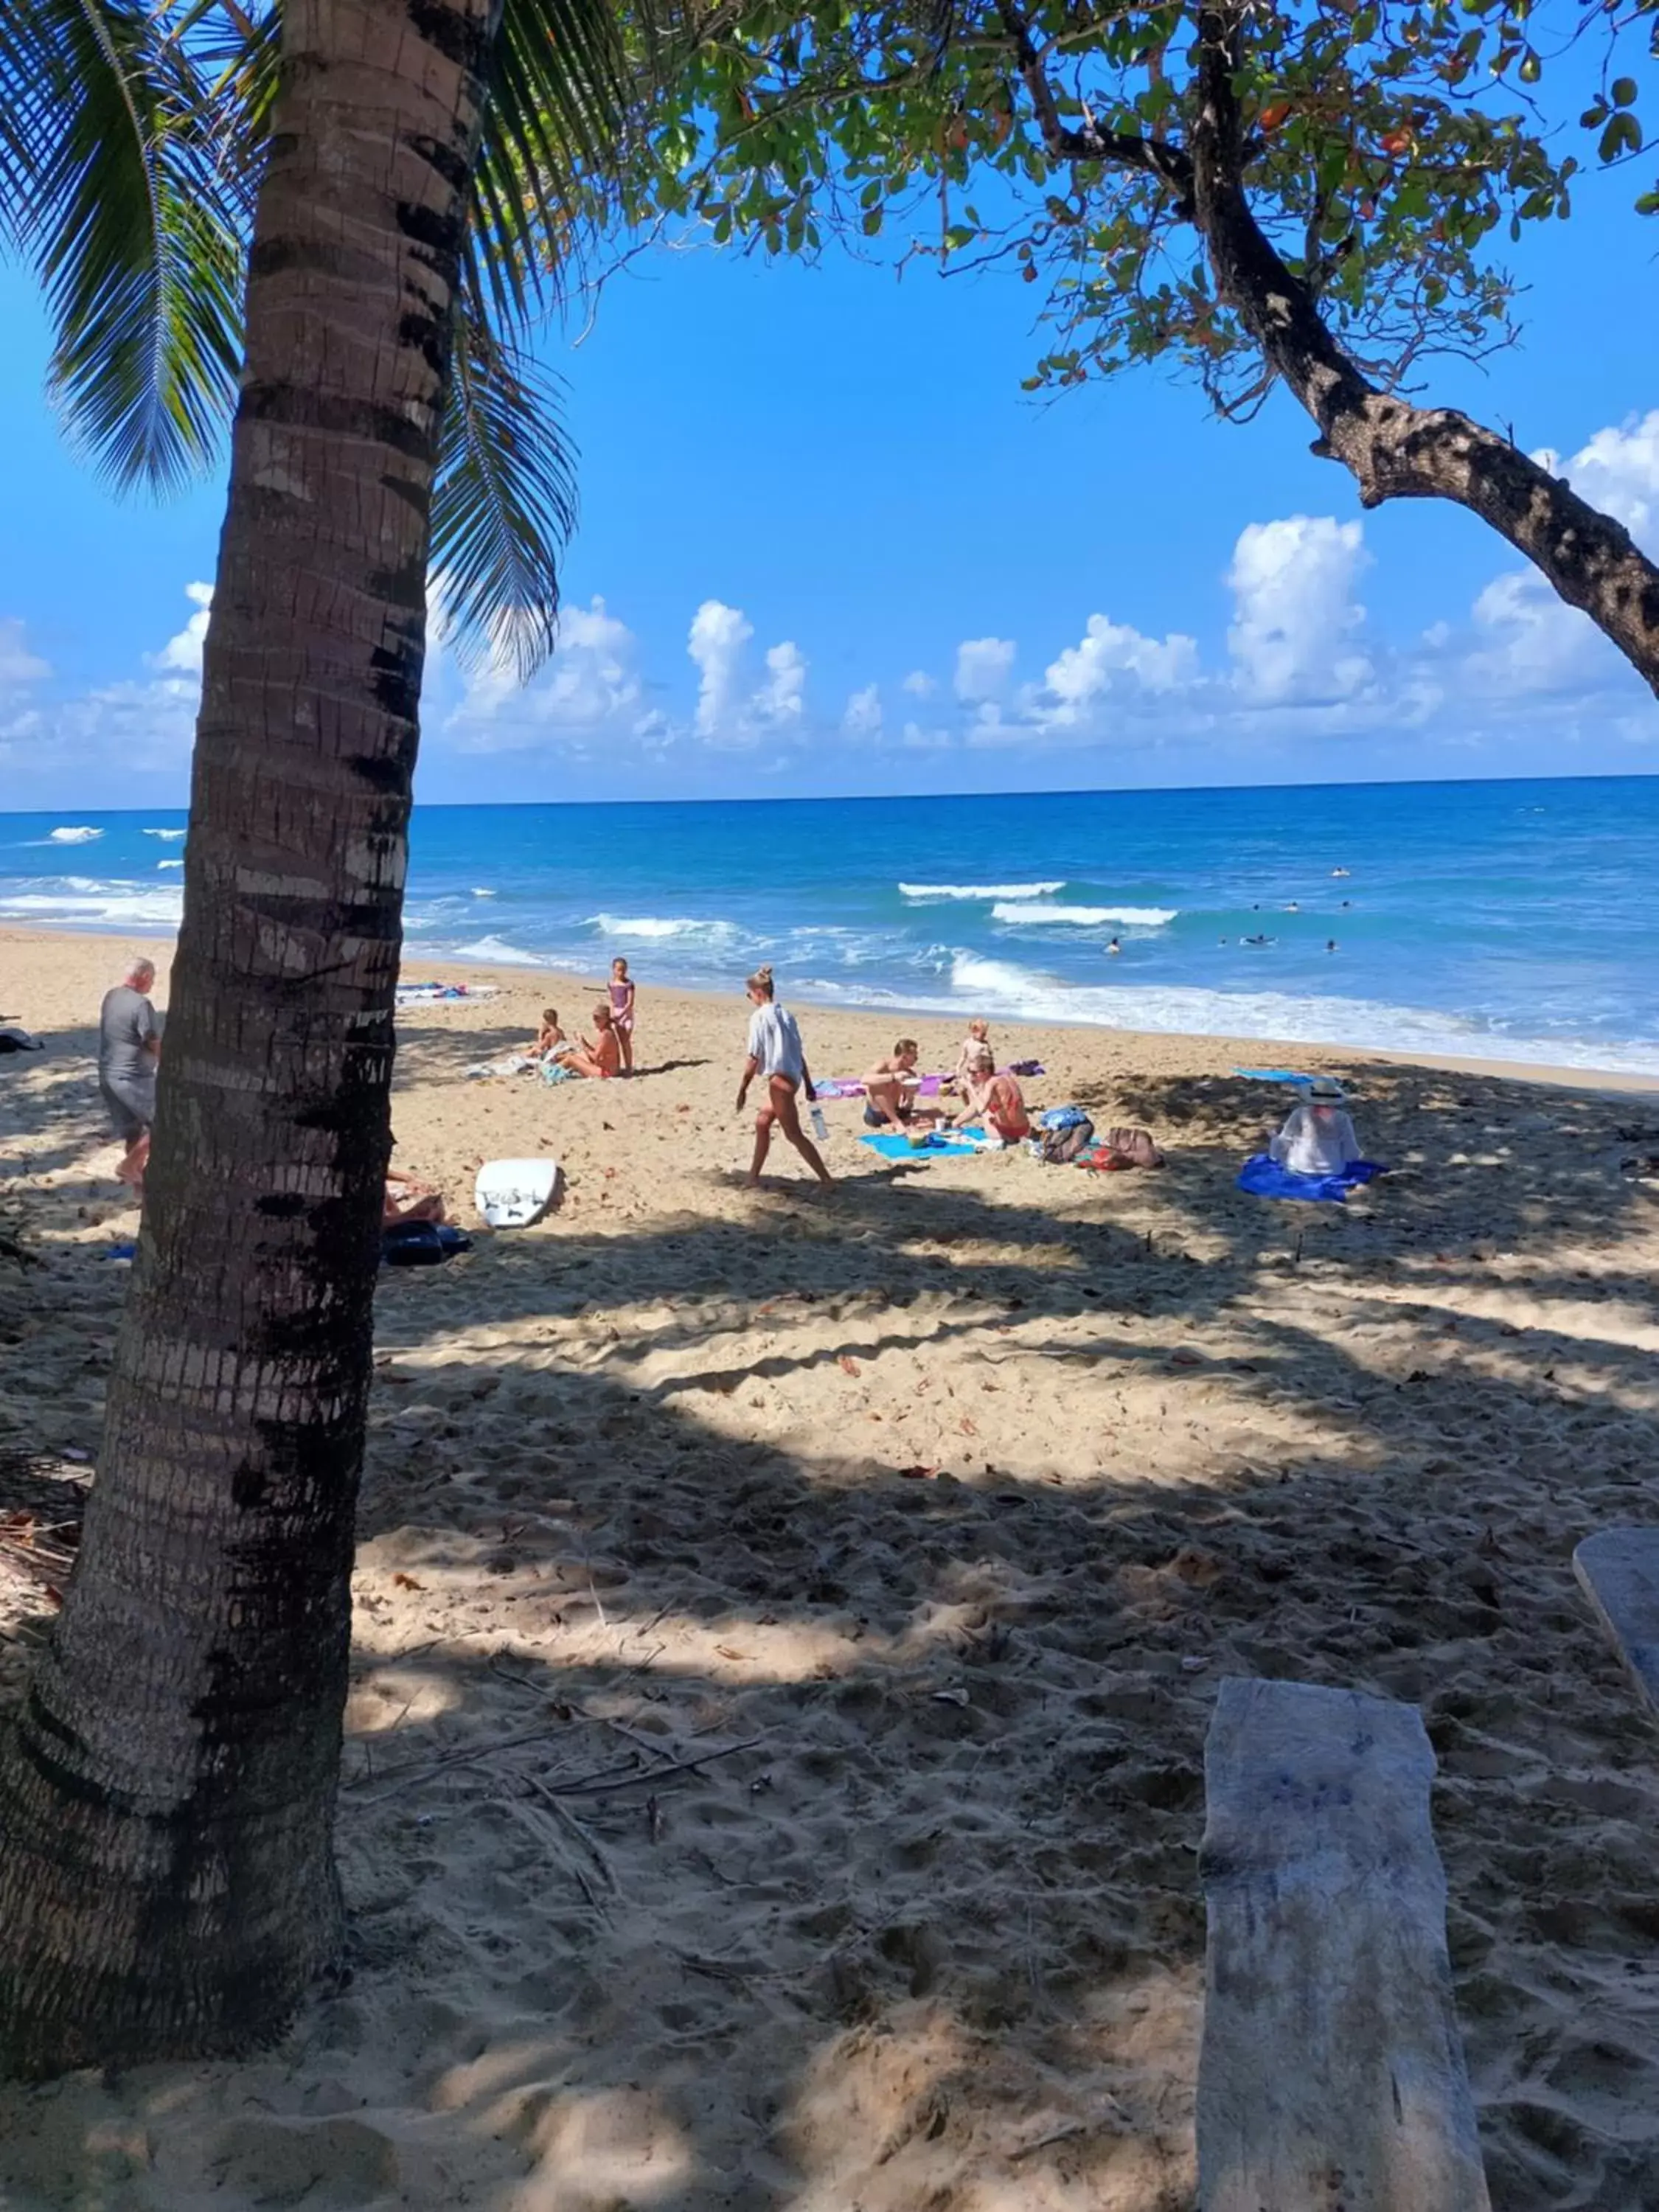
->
[608,956,636,1075]
[737,965,832,1188]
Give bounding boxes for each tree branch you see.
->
[1187,4,1659,695]
[994,0,1192,205]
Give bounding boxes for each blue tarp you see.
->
[1233,1066,1316,1085]
[1237,1152,1384,1204]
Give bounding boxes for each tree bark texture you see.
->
[0,0,499,2076]
[1185,7,1659,698]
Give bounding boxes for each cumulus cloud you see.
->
[901,669,937,698]
[446,595,644,751]
[151,582,214,675]
[689,599,754,737]
[954,636,1017,701]
[1227,516,1371,704]
[1040,613,1199,723]
[757,640,807,726]
[1534,411,1659,548]
[843,683,883,738]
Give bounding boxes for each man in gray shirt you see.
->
[99,958,161,1192]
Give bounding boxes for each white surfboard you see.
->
[474,1158,560,1228]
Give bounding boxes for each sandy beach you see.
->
[4,921,1659,2210]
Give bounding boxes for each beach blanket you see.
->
[396,981,499,1006]
[1237,1152,1383,1203]
[821,1062,1045,1100]
[465,1053,536,1079]
[860,1131,985,1162]
[1234,1065,1315,1086]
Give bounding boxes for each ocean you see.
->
[5,776,1659,1075]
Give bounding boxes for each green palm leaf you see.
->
[434,282,579,680]
[1,0,246,490]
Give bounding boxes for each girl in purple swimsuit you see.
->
[608,956,636,1074]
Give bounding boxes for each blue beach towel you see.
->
[1237,1153,1383,1204]
[860,1132,984,1162]
[1233,1066,1316,1086]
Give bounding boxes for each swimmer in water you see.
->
[1107,936,1121,956]
[1326,938,1338,953]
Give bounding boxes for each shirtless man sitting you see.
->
[863,1038,928,1132]
[566,1003,623,1079]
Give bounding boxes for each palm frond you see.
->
[0,0,246,491]
[468,0,645,330]
[433,279,578,681]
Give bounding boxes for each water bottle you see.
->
[810,1102,830,1144]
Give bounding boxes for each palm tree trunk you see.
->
[0,0,500,2077]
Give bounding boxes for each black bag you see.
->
[380,1221,471,1267]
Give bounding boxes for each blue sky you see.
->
[1,147,1655,810]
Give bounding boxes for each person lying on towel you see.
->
[1268,1076,1361,1176]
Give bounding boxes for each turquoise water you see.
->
[5,776,1659,1073]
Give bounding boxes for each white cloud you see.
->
[1,616,49,690]
[1463,568,1608,697]
[843,682,883,738]
[1040,613,1198,723]
[1227,516,1371,703]
[954,636,1017,702]
[1534,411,1659,548]
[901,669,936,698]
[689,599,754,737]
[446,594,644,751]
[150,581,214,675]
[757,640,807,725]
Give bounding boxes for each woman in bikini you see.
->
[947,1045,1032,1144]
[736,965,832,1187]
[608,958,636,1074]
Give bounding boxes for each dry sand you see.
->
[3,923,1659,2210]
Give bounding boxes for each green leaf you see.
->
[1599,113,1643,162]
[1,0,246,490]
[432,298,576,683]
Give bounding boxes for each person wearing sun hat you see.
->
[1269,1075,1363,1179]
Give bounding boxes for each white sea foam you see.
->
[591,913,736,942]
[990,901,1178,928]
[142,828,187,841]
[451,934,543,967]
[899,880,1064,901]
[470,887,496,898]
[925,953,1659,1074]
[157,860,184,871]
[47,826,102,844]
[0,883,183,928]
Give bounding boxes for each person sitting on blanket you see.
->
[863,1039,935,1132]
[951,1018,994,1096]
[1268,1077,1361,1177]
[947,1045,1032,1144]
[566,1003,623,1079]
[532,1006,573,1061]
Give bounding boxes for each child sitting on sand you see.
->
[608,958,636,1075]
[532,1007,571,1061]
[1269,1077,1361,1177]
